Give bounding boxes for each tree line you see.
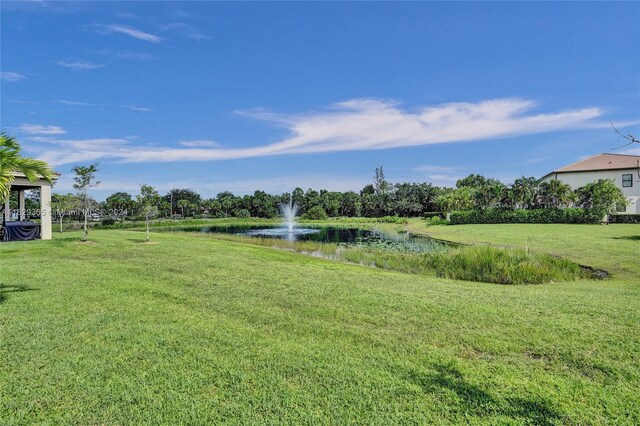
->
[51,165,628,225]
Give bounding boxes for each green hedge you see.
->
[609,214,640,224]
[449,208,604,224]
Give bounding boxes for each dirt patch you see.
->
[76,241,96,245]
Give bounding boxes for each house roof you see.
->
[551,153,640,174]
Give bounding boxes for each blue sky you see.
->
[2,1,639,199]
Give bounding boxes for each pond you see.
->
[166,224,450,253]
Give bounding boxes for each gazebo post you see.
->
[3,194,10,222]
[40,185,52,240]
[18,190,26,221]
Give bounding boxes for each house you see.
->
[541,153,640,214]
[1,172,55,241]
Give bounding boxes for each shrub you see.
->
[609,214,640,224]
[301,206,328,220]
[100,217,116,226]
[449,208,603,225]
[426,216,450,225]
[423,212,444,219]
[377,215,406,224]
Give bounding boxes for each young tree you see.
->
[72,163,100,242]
[373,166,393,216]
[137,184,160,242]
[50,193,79,233]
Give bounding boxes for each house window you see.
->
[622,174,633,187]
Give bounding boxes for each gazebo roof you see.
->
[10,171,59,190]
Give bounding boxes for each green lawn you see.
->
[1,224,639,424]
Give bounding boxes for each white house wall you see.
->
[542,169,640,214]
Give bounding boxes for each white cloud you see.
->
[19,124,66,135]
[54,99,90,106]
[54,99,153,112]
[161,22,210,40]
[33,97,609,166]
[1,71,27,81]
[158,175,370,196]
[125,105,154,112]
[413,164,460,174]
[622,147,640,156]
[55,60,104,70]
[527,156,548,164]
[92,49,156,61]
[101,24,163,43]
[424,174,463,187]
[51,173,368,197]
[179,139,220,147]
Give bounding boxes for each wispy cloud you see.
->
[92,49,156,61]
[1,71,27,81]
[51,174,370,197]
[125,105,154,112]
[412,165,463,187]
[527,156,548,164]
[19,124,66,135]
[622,147,640,156]
[33,98,609,166]
[179,140,220,147]
[413,164,460,174]
[55,60,104,70]
[100,24,163,43]
[161,22,210,40]
[54,99,153,112]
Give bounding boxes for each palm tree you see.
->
[537,179,575,209]
[511,176,539,209]
[1,133,53,202]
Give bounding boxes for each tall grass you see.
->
[166,230,592,284]
[425,246,591,284]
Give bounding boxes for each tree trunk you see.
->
[60,216,64,233]
[83,210,88,241]
[146,219,150,242]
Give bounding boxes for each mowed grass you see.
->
[1,226,639,424]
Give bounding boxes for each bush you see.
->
[377,215,406,224]
[100,217,116,226]
[423,212,444,219]
[609,214,640,224]
[301,206,328,220]
[449,208,603,225]
[426,216,450,225]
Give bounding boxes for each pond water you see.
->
[167,225,449,253]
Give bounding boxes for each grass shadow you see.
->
[125,238,157,244]
[0,283,35,304]
[611,235,640,241]
[407,364,561,424]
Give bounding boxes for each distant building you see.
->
[541,153,640,214]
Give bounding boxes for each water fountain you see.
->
[242,193,320,240]
[280,194,299,233]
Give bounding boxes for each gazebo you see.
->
[2,172,54,241]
